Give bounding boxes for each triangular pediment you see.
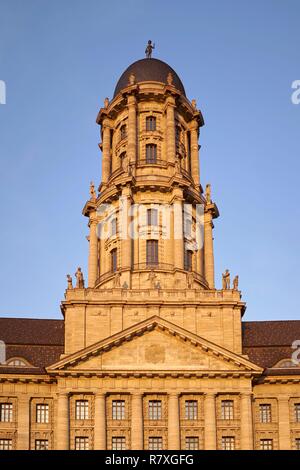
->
[47,316,262,376]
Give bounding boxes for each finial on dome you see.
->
[145,40,155,59]
[104,97,109,109]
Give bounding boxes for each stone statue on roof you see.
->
[145,40,155,59]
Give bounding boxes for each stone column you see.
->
[240,393,254,450]
[204,393,216,450]
[127,94,137,166]
[173,194,184,270]
[204,210,215,288]
[168,393,180,450]
[56,393,69,450]
[17,395,30,450]
[102,120,111,184]
[166,96,176,164]
[88,216,98,288]
[94,393,106,450]
[278,396,291,450]
[131,392,144,450]
[190,121,200,186]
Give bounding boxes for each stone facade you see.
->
[0,57,299,451]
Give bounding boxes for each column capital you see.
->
[205,391,216,398]
[131,391,144,397]
[127,94,137,106]
[168,392,180,398]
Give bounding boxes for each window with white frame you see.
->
[260,439,273,450]
[6,358,28,367]
[149,437,163,450]
[36,404,49,424]
[185,436,199,450]
[0,439,12,450]
[221,436,235,450]
[221,400,234,420]
[0,403,13,422]
[185,400,198,420]
[259,404,271,423]
[112,436,126,450]
[35,439,48,450]
[75,437,89,450]
[148,400,162,420]
[75,400,89,420]
[112,400,125,420]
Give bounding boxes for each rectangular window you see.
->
[75,400,89,420]
[147,208,158,226]
[0,403,13,422]
[35,439,48,450]
[75,437,89,450]
[146,240,158,267]
[148,400,162,420]
[112,400,125,420]
[111,248,118,272]
[185,400,198,420]
[259,404,271,423]
[36,404,49,424]
[184,250,193,272]
[221,400,234,420]
[112,436,126,450]
[111,218,117,236]
[295,403,300,422]
[184,218,192,238]
[222,436,235,450]
[146,116,156,131]
[146,144,157,163]
[0,439,12,450]
[295,438,300,450]
[149,437,163,450]
[185,436,199,450]
[260,439,273,450]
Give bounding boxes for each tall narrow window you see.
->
[0,439,12,450]
[185,437,199,450]
[75,400,89,420]
[221,436,235,450]
[112,400,125,420]
[146,144,157,163]
[112,436,126,450]
[295,403,300,422]
[221,400,234,420]
[146,240,158,267]
[148,400,162,420]
[35,440,48,450]
[120,124,127,140]
[36,404,49,424]
[185,400,198,420]
[146,116,156,131]
[184,250,193,272]
[75,437,89,450]
[259,404,271,423]
[184,218,192,238]
[111,218,117,236]
[111,248,117,272]
[149,437,163,450]
[0,403,13,422]
[260,439,273,450]
[147,208,158,226]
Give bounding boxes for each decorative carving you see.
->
[113,270,121,288]
[206,183,211,204]
[122,281,128,289]
[128,73,136,85]
[104,97,109,109]
[145,40,155,59]
[167,72,173,86]
[222,269,230,290]
[66,274,73,290]
[187,272,194,289]
[233,275,239,290]
[89,181,96,201]
[75,267,85,289]
[147,271,157,288]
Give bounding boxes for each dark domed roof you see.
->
[113,58,186,98]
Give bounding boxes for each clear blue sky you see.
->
[0,0,299,321]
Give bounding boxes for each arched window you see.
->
[146,116,156,131]
[6,357,30,367]
[146,144,157,164]
[273,358,300,368]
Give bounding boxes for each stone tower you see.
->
[62,57,245,357]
